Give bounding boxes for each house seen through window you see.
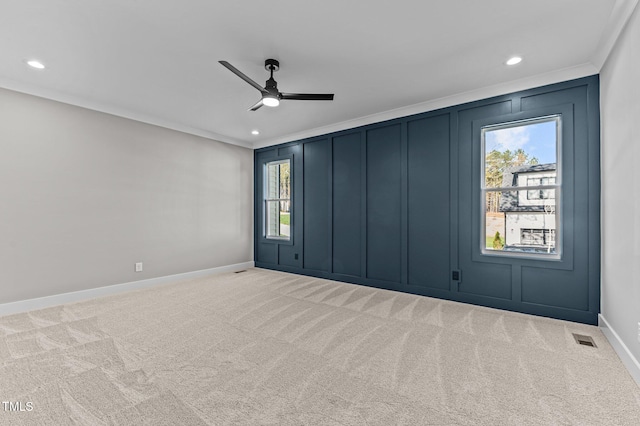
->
[264,159,291,240]
[527,177,556,200]
[481,116,560,257]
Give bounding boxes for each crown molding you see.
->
[591,0,639,70]
[2,55,612,152]
[0,78,253,149]
[253,62,598,149]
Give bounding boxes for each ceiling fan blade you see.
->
[248,99,264,111]
[219,61,265,93]
[280,93,334,101]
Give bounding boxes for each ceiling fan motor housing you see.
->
[265,59,280,72]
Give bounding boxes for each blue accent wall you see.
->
[366,124,402,283]
[407,114,451,290]
[332,132,362,277]
[254,75,600,325]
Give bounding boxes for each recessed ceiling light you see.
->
[506,56,522,66]
[26,60,45,69]
[251,130,260,135]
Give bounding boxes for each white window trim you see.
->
[480,115,562,260]
[264,158,292,242]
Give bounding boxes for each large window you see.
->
[481,115,561,257]
[264,159,291,240]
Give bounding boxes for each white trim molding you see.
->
[591,0,640,70]
[253,63,598,149]
[0,261,255,317]
[599,314,640,387]
[0,82,252,149]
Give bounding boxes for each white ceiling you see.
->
[0,0,637,149]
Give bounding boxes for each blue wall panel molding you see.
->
[303,139,330,272]
[332,132,362,277]
[366,124,402,283]
[254,75,601,325]
[407,113,451,290]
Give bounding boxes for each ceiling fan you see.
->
[219,59,334,111]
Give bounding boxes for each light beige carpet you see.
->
[1,268,639,425]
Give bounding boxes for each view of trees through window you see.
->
[485,148,539,212]
[482,116,560,255]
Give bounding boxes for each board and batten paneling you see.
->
[366,124,402,283]
[254,75,600,325]
[332,132,362,277]
[407,113,451,290]
[303,139,330,272]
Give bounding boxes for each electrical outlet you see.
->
[135,262,143,272]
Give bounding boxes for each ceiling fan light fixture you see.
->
[263,95,280,107]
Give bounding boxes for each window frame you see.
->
[480,114,562,260]
[263,157,293,242]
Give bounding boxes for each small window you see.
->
[527,177,556,200]
[264,159,291,240]
[481,116,561,258]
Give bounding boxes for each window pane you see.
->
[265,159,291,241]
[484,119,558,188]
[278,162,290,199]
[485,189,557,254]
[265,200,290,239]
[482,116,560,258]
[266,161,290,200]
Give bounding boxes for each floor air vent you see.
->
[234,270,247,274]
[572,333,597,348]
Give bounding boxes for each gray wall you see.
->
[601,5,640,364]
[0,88,253,304]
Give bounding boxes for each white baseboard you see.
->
[0,261,255,317]
[599,314,640,387]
